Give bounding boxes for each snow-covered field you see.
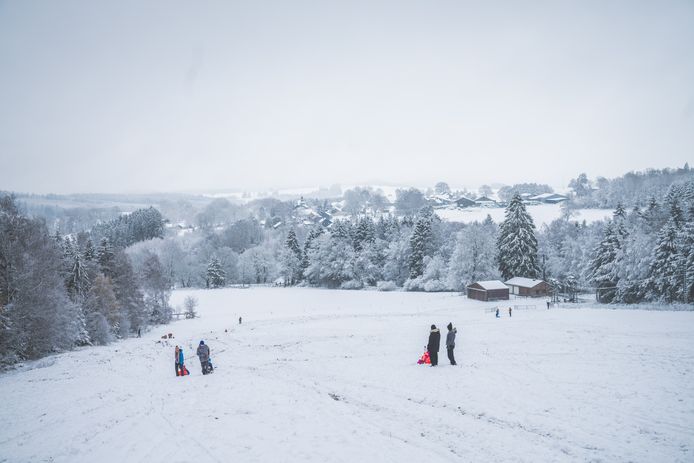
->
[436,204,613,226]
[1,288,692,462]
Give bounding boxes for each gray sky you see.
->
[1,0,692,194]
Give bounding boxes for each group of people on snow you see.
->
[424,323,457,367]
[170,317,468,375]
[174,341,214,377]
[495,307,513,318]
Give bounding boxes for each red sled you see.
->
[180,365,190,376]
[417,351,431,365]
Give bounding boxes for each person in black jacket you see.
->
[427,324,441,367]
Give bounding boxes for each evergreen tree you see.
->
[613,203,627,220]
[301,227,323,278]
[680,222,694,303]
[647,196,658,214]
[649,220,682,302]
[669,199,684,228]
[354,217,376,252]
[497,193,540,280]
[83,238,95,261]
[96,237,116,277]
[286,230,302,260]
[206,256,226,288]
[66,246,89,301]
[409,210,434,279]
[331,220,353,241]
[282,229,303,285]
[588,222,621,303]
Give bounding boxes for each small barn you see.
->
[455,197,476,208]
[474,196,497,207]
[467,280,509,301]
[505,277,550,297]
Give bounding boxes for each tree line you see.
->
[0,196,170,364]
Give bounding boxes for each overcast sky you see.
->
[0,0,692,194]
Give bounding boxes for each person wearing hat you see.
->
[446,323,457,366]
[427,325,441,367]
[197,340,212,375]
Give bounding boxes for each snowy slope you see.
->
[1,288,692,462]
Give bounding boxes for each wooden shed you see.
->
[455,197,476,208]
[504,277,550,297]
[467,280,510,301]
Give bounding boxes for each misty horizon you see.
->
[1,1,693,195]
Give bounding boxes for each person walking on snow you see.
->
[427,325,441,367]
[197,340,212,375]
[509,306,512,317]
[495,308,500,318]
[446,323,457,366]
[175,345,184,376]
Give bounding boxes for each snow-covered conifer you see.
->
[649,220,682,302]
[497,194,540,280]
[206,256,226,288]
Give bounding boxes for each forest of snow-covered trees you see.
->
[119,178,694,305]
[2,167,693,364]
[0,197,170,364]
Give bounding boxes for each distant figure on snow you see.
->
[427,325,441,367]
[508,307,512,317]
[495,308,500,318]
[175,346,187,376]
[446,323,457,366]
[137,327,141,338]
[239,316,242,325]
[197,340,213,375]
[546,301,550,310]
[175,345,181,376]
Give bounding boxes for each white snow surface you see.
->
[436,203,613,226]
[1,287,693,462]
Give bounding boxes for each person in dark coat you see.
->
[197,340,212,375]
[427,325,441,367]
[495,308,500,318]
[445,322,457,365]
[509,306,512,317]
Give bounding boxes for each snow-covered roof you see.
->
[530,193,568,201]
[455,197,476,207]
[504,277,546,288]
[529,193,554,200]
[471,280,508,290]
